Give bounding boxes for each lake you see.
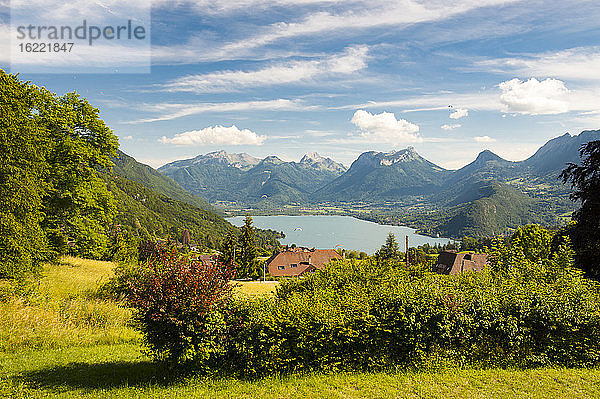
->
[227,215,452,254]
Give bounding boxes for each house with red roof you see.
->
[267,246,342,277]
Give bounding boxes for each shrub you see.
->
[218,240,600,375]
[125,245,235,365]
[126,227,600,375]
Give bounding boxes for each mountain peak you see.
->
[379,147,422,165]
[475,149,504,163]
[261,155,285,165]
[184,150,260,170]
[301,151,321,162]
[299,152,347,174]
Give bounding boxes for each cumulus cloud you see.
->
[474,136,496,143]
[351,110,421,143]
[449,108,469,119]
[499,78,570,115]
[160,125,266,146]
[441,124,461,130]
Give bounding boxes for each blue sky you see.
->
[2,0,600,169]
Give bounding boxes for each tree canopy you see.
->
[0,70,118,278]
[561,140,600,278]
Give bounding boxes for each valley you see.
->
[157,130,599,238]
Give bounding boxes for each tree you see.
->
[0,70,119,278]
[511,224,552,263]
[220,232,237,267]
[38,90,118,259]
[0,72,52,278]
[561,140,600,278]
[376,233,401,262]
[181,229,191,247]
[238,216,258,278]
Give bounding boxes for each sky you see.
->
[1,0,600,170]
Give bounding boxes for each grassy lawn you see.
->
[2,257,600,398]
[2,344,600,398]
[234,280,279,296]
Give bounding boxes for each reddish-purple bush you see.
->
[126,245,235,364]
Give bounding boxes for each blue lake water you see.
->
[227,215,452,254]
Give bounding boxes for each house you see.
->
[433,250,488,274]
[267,246,342,277]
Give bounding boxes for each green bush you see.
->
[124,245,235,366]
[128,225,600,375]
[218,253,600,376]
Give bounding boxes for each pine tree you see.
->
[220,232,237,268]
[181,229,191,247]
[238,215,258,278]
[376,233,401,262]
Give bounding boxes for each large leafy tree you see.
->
[238,216,258,278]
[0,72,52,278]
[0,70,119,277]
[38,90,118,258]
[561,140,600,278]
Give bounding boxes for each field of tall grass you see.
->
[1,256,599,398]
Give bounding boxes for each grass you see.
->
[2,256,600,398]
[0,257,139,352]
[38,256,117,300]
[1,344,600,398]
[234,280,279,296]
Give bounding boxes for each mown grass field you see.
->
[235,280,279,296]
[1,257,599,398]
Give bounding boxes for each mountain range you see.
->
[101,150,282,250]
[157,130,600,237]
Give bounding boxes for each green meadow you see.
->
[1,257,600,398]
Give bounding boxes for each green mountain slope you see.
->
[388,180,545,238]
[105,152,282,249]
[111,150,216,212]
[102,173,235,248]
[437,181,542,237]
[313,147,450,202]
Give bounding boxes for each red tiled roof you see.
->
[267,248,341,277]
[433,251,488,274]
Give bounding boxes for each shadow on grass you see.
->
[22,360,193,390]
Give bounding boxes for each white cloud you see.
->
[441,124,461,130]
[166,0,371,15]
[122,135,133,140]
[476,46,600,82]
[351,110,421,143]
[127,99,313,123]
[218,0,519,55]
[305,129,336,137]
[499,78,570,115]
[152,0,519,62]
[160,125,266,146]
[164,46,368,93]
[474,136,496,143]
[449,108,469,119]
